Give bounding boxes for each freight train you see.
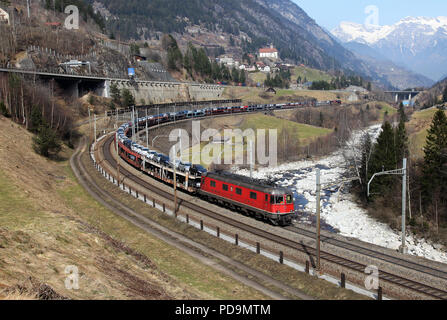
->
[113,100,337,226]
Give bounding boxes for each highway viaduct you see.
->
[0,68,224,103]
[384,90,421,104]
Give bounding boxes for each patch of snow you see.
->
[332,16,447,45]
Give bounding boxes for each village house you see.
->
[218,56,239,67]
[255,61,270,73]
[261,65,271,73]
[259,44,279,60]
[256,61,265,69]
[45,22,62,29]
[186,26,200,34]
[133,54,147,62]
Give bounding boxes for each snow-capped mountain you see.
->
[332,17,447,81]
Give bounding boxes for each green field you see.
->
[377,103,397,120]
[241,114,333,143]
[248,72,267,84]
[222,86,350,105]
[181,114,333,168]
[408,108,447,159]
[411,108,439,120]
[291,66,333,83]
[248,66,332,86]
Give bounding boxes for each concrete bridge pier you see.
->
[53,78,107,99]
[53,78,81,99]
[103,80,111,98]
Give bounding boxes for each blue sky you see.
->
[293,0,447,31]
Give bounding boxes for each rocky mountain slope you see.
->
[342,42,435,90]
[91,0,439,89]
[90,0,391,85]
[416,77,447,107]
[332,17,447,82]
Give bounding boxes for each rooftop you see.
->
[259,48,278,53]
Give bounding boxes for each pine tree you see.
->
[184,49,193,75]
[369,121,396,194]
[265,74,271,87]
[130,43,140,56]
[30,106,43,133]
[164,35,183,71]
[231,67,239,83]
[274,74,282,88]
[239,70,246,84]
[319,111,324,127]
[110,83,121,105]
[422,109,447,207]
[121,89,135,107]
[398,102,408,122]
[32,125,62,158]
[0,101,9,117]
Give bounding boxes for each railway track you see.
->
[287,225,447,282]
[73,138,313,300]
[100,134,447,300]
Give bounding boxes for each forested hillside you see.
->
[89,0,376,80]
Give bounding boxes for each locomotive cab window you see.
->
[236,188,242,195]
[250,192,257,200]
[222,184,228,191]
[210,180,216,188]
[271,195,284,204]
[286,194,293,204]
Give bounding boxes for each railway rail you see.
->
[72,137,315,300]
[287,225,447,282]
[99,133,447,300]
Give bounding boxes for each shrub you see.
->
[88,95,96,105]
[0,101,9,117]
[121,89,135,107]
[30,106,44,133]
[32,125,62,158]
[110,83,121,104]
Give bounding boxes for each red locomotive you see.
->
[199,172,294,226]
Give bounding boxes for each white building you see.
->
[259,45,279,60]
[261,66,271,73]
[218,56,235,67]
[0,8,9,25]
[348,93,359,102]
[345,85,368,93]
